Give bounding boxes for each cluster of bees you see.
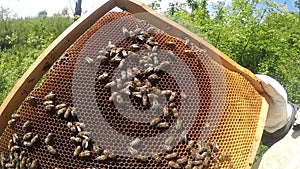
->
[163,139,232,169]
[43,91,116,161]
[1,120,40,168]
[95,26,183,131]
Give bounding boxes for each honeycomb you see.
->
[0,11,264,169]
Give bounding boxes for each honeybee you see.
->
[185,160,192,169]
[97,55,109,65]
[148,74,159,81]
[169,92,176,102]
[105,81,116,89]
[73,146,81,156]
[156,122,169,128]
[137,34,145,42]
[177,156,188,165]
[180,130,188,143]
[10,145,20,153]
[85,57,94,65]
[63,107,71,119]
[116,95,124,104]
[192,160,202,166]
[95,155,107,161]
[45,133,54,145]
[23,132,33,141]
[26,96,37,107]
[82,139,90,149]
[31,135,40,145]
[165,152,177,160]
[70,107,77,119]
[184,38,190,46]
[130,138,141,148]
[23,141,33,147]
[164,136,175,145]
[92,144,101,155]
[79,151,91,157]
[152,153,161,163]
[43,100,54,106]
[168,161,180,168]
[203,157,209,166]
[47,145,57,155]
[30,160,40,169]
[163,105,170,117]
[134,28,142,34]
[155,61,170,70]
[22,121,32,132]
[142,95,148,106]
[162,144,173,152]
[8,119,16,128]
[181,92,187,99]
[153,56,159,65]
[12,133,19,144]
[128,146,138,156]
[122,27,129,38]
[165,41,175,47]
[106,41,116,49]
[152,45,158,53]
[56,107,67,117]
[137,155,147,162]
[126,68,133,79]
[144,44,152,52]
[199,152,208,160]
[5,163,15,168]
[20,157,26,168]
[107,152,116,159]
[132,92,142,98]
[78,131,90,137]
[184,50,193,54]
[19,150,26,160]
[121,71,127,80]
[45,104,55,111]
[147,27,155,34]
[110,56,122,64]
[127,51,138,58]
[212,142,220,153]
[149,117,161,127]
[218,153,231,162]
[10,113,19,120]
[169,102,176,108]
[130,44,140,50]
[98,72,109,81]
[44,91,55,100]
[148,41,158,46]
[55,104,67,110]
[161,90,172,95]
[70,136,82,143]
[172,108,179,118]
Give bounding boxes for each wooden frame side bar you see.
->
[0,0,117,135]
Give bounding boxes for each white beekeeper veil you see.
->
[255,74,292,133]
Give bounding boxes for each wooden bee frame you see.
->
[0,0,269,168]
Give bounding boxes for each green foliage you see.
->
[0,9,73,104]
[148,0,162,11]
[161,0,299,106]
[37,10,48,18]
